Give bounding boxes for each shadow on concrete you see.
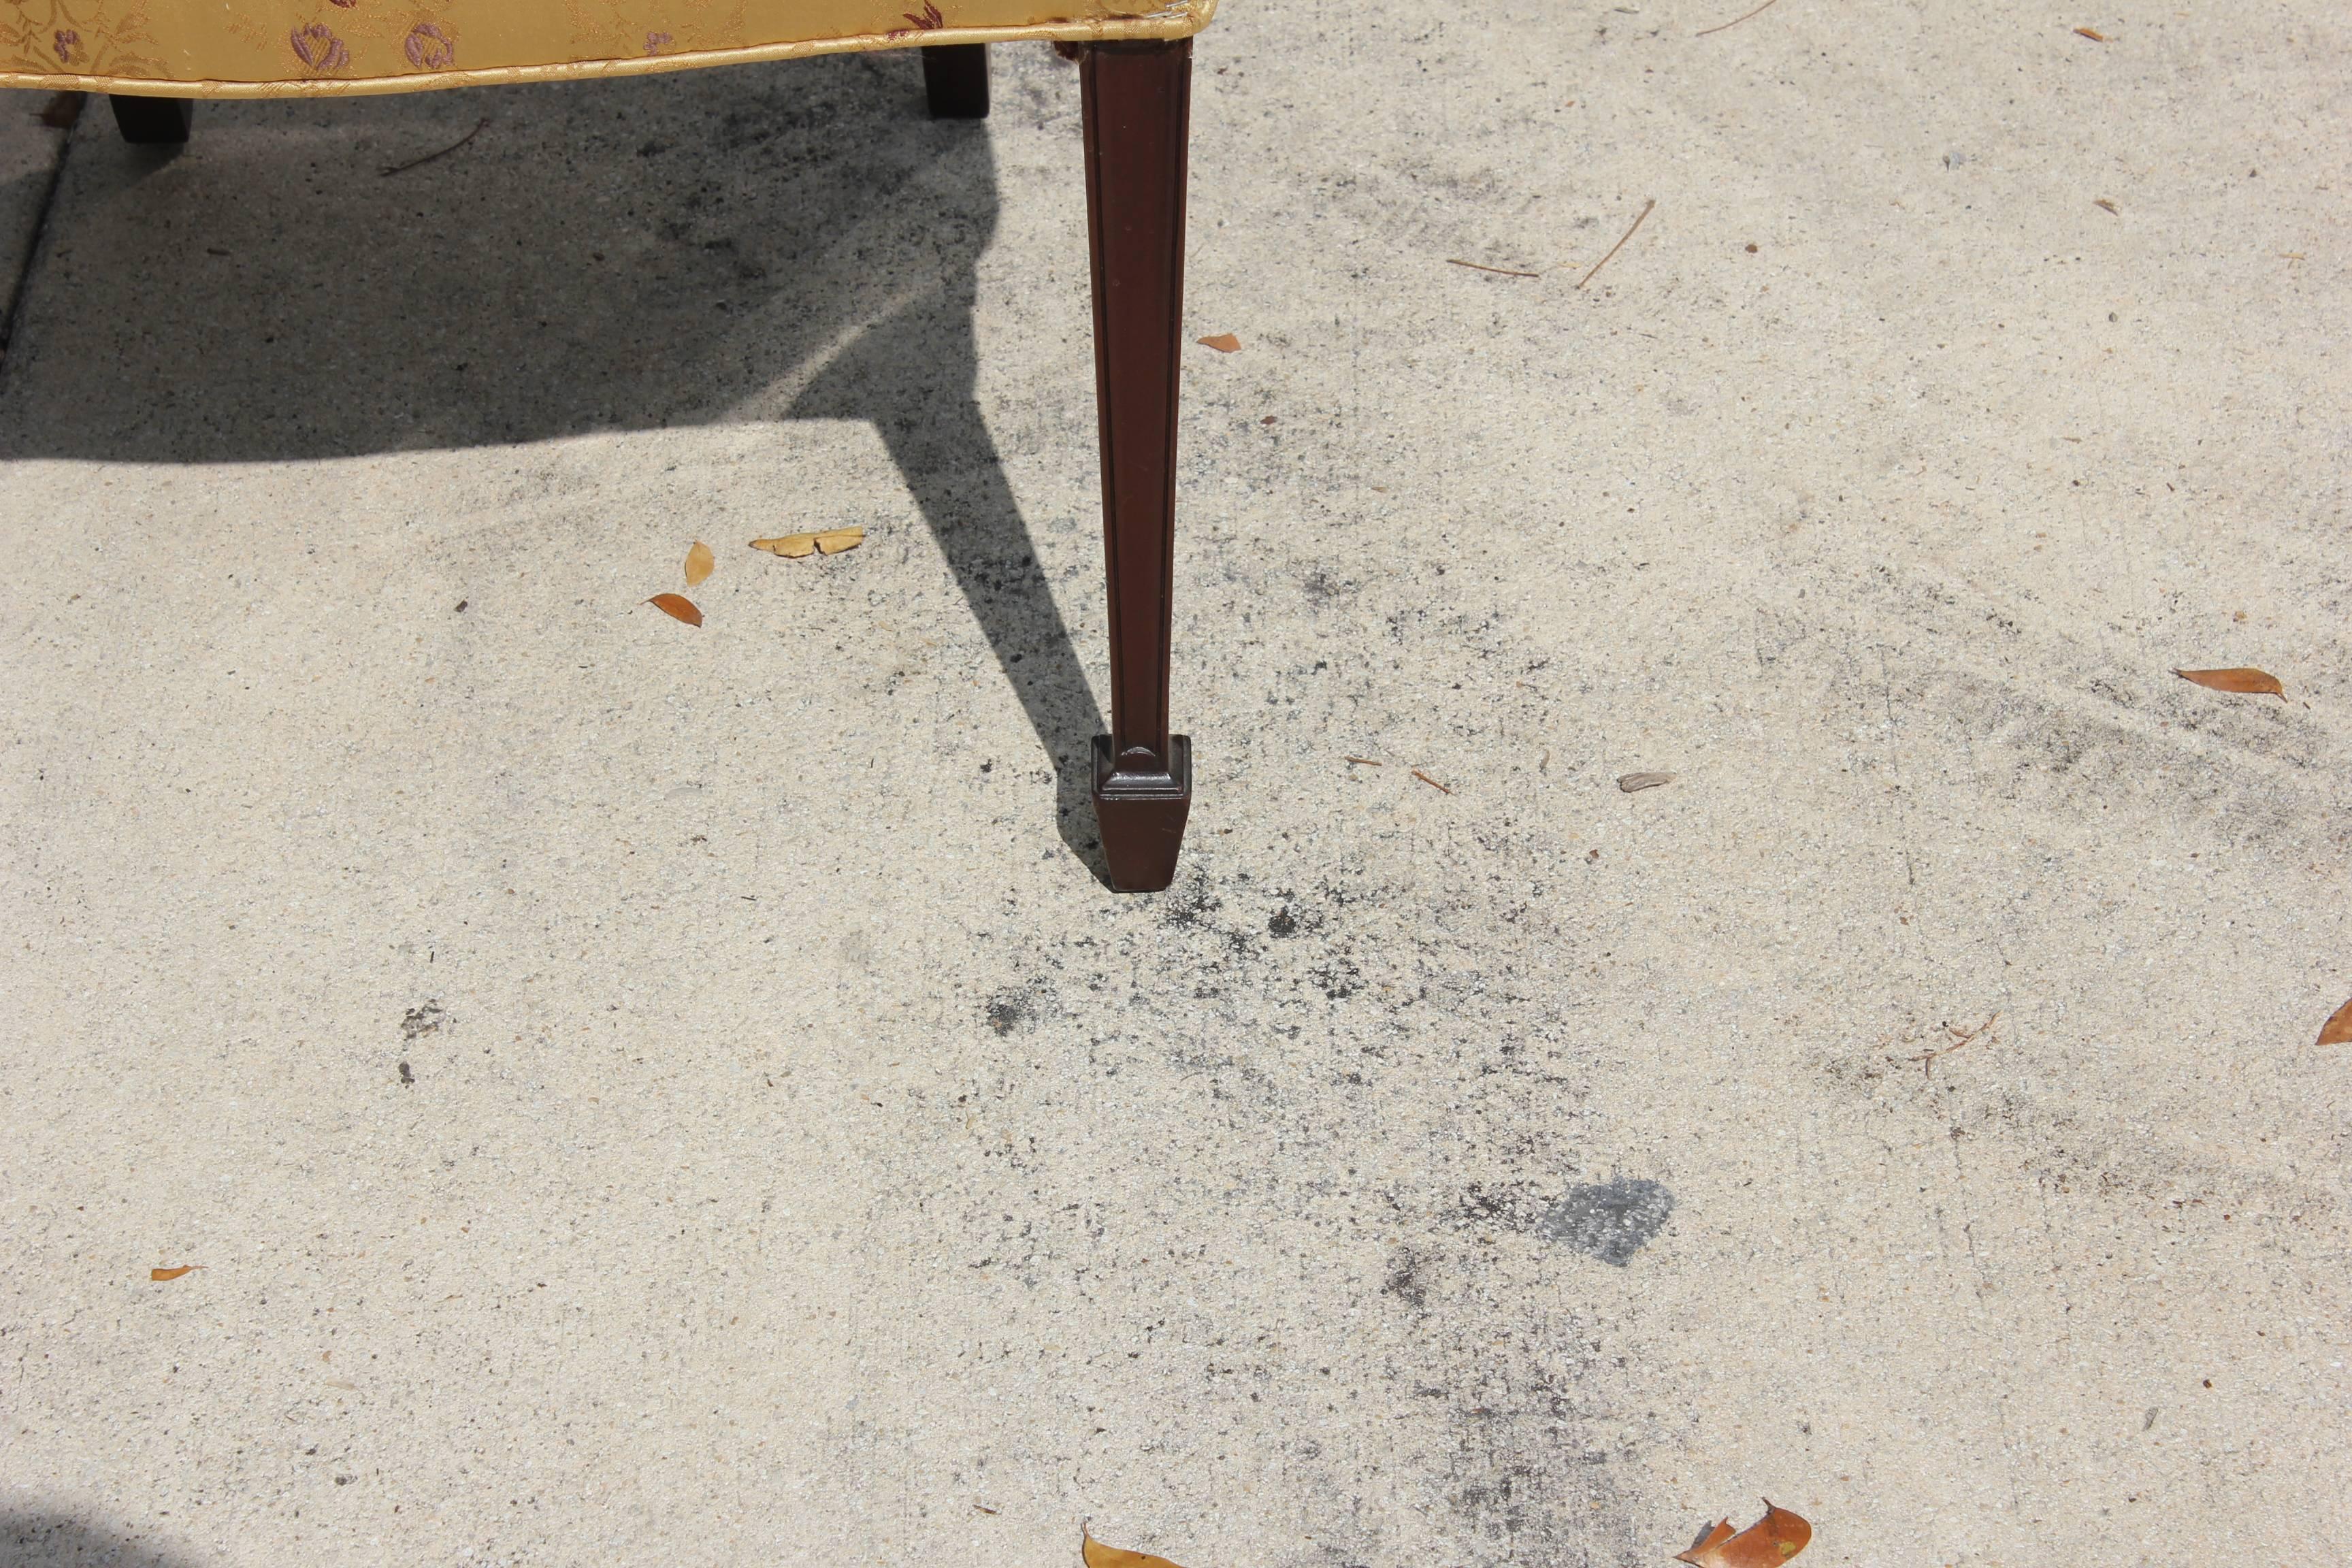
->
[0,1509,200,1568]
[0,56,1111,879]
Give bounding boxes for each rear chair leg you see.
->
[1080,39,1194,893]
[921,44,988,118]
[110,94,193,144]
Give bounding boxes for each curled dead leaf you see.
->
[751,527,864,559]
[150,1266,197,1281]
[1676,1502,1811,1568]
[2074,24,2107,39]
[1083,1533,1188,1568]
[685,540,715,587]
[1684,1522,1735,1559]
[645,593,704,627]
[2317,996,2352,1047]
[1618,771,1676,792]
[2174,666,2283,697]
[1196,333,1241,353]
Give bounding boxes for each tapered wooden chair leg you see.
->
[1080,39,1194,893]
[921,44,988,118]
[110,94,193,144]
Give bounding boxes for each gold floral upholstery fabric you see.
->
[0,0,1213,96]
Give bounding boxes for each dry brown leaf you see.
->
[1083,1533,1188,1568]
[2074,24,2108,39]
[645,593,704,627]
[1676,1503,1811,1568]
[1685,1522,1737,1558]
[684,540,715,587]
[2317,996,2352,1047]
[1197,333,1242,353]
[150,1266,197,1281]
[1618,771,1676,792]
[751,527,864,559]
[2174,666,2283,697]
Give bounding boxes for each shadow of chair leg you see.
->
[790,280,1115,886]
[871,396,1116,886]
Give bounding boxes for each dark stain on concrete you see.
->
[1309,956,1364,1000]
[1435,1347,1652,1568]
[955,852,1661,1562]
[1382,1247,1428,1310]
[1533,1179,1675,1266]
[1159,873,1224,931]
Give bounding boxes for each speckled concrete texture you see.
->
[3,2,2349,1564]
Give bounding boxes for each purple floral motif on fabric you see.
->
[404,21,455,69]
[289,23,350,73]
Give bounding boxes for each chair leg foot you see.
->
[110,95,193,144]
[1081,39,1194,892]
[1094,735,1191,893]
[921,44,988,118]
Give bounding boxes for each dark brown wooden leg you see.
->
[1081,39,1193,893]
[110,94,193,144]
[921,44,989,118]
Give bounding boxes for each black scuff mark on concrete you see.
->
[1456,1181,1539,1228]
[1438,1352,1652,1568]
[985,990,1031,1035]
[1449,1177,1676,1265]
[984,978,1060,1036]
[956,785,1659,1567]
[1382,1246,1429,1311]
[1309,956,1365,1000]
[1158,870,1224,931]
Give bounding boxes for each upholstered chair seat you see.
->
[0,0,1211,97]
